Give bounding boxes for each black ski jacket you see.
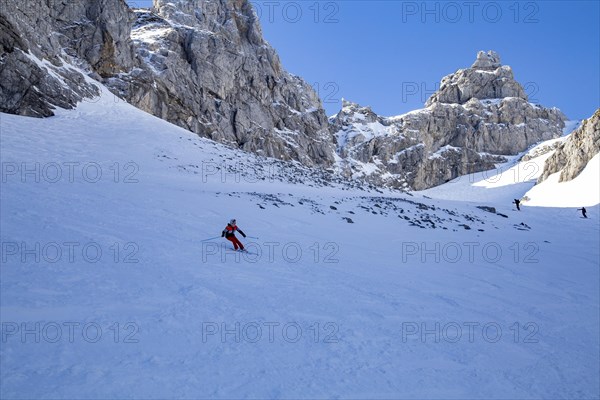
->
[222,224,246,239]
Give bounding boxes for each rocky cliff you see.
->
[0,0,334,166]
[0,0,127,116]
[332,51,567,190]
[1,6,573,191]
[538,108,600,183]
[425,50,526,106]
[119,0,334,166]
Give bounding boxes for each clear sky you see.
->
[128,1,599,120]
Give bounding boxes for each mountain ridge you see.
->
[3,1,597,192]
[331,51,567,190]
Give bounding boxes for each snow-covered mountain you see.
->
[0,0,334,166]
[2,1,599,397]
[331,51,568,190]
[1,78,599,398]
[123,0,335,167]
[3,0,590,192]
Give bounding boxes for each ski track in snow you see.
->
[1,88,599,398]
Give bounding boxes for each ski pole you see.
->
[200,236,221,242]
[247,236,260,240]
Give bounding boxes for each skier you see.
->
[222,219,247,251]
[578,207,588,218]
[514,199,521,211]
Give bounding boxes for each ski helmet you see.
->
[230,219,236,225]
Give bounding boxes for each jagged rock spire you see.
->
[471,50,502,70]
[425,50,527,106]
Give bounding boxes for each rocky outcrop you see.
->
[332,52,566,190]
[538,109,600,183]
[520,140,564,162]
[0,0,334,167]
[331,100,507,190]
[0,3,103,117]
[425,51,526,106]
[114,0,334,166]
[1,5,571,191]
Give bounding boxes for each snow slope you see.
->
[1,88,599,398]
[421,127,599,209]
[525,154,600,207]
[419,153,549,205]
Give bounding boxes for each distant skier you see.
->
[514,199,521,211]
[578,207,588,218]
[222,219,247,251]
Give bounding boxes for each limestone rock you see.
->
[0,0,334,167]
[0,4,103,117]
[426,50,527,106]
[539,109,600,183]
[333,52,566,190]
[1,7,571,192]
[113,0,334,166]
[471,50,502,70]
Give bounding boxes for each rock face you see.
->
[0,0,334,166]
[0,0,140,117]
[115,0,334,166]
[0,1,112,117]
[425,51,526,106]
[332,51,566,190]
[538,109,600,183]
[1,7,569,192]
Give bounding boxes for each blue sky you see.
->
[128,1,599,120]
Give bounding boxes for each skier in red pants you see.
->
[222,219,247,251]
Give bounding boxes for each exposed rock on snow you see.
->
[538,108,600,183]
[0,0,334,166]
[0,2,569,193]
[521,138,566,162]
[118,0,335,167]
[332,51,566,190]
[0,4,105,117]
